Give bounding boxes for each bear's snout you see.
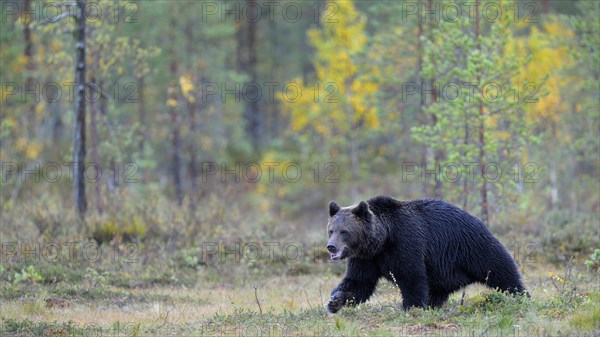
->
[327,243,346,260]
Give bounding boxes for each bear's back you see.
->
[367,196,500,255]
[368,196,489,233]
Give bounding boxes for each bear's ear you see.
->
[352,201,370,219]
[329,201,341,217]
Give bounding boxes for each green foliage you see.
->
[0,2,598,334]
[13,265,43,285]
[459,291,530,318]
[584,249,600,273]
[538,211,599,263]
[0,0,597,231]
[84,267,110,288]
[412,0,532,209]
[547,259,586,312]
[91,215,148,244]
[569,292,600,332]
[92,219,120,244]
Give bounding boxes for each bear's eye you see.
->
[328,230,333,236]
[340,230,348,235]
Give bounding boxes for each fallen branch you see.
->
[253,284,263,315]
[156,296,175,330]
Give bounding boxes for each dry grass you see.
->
[1,262,599,336]
[1,193,598,336]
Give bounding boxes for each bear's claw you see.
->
[327,291,345,313]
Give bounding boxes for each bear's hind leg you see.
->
[399,281,429,310]
[394,266,429,310]
[428,291,450,308]
[483,267,529,297]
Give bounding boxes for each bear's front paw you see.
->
[327,291,345,313]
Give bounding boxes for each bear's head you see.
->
[326,200,375,260]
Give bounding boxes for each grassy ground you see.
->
[1,245,599,337]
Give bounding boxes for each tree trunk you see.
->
[417,13,428,197]
[187,99,198,211]
[184,20,199,211]
[23,0,33,58]
[49,76,63,144]
[542,0,549,13]
[23,0,36,139]
[346,79,359,200]
[350,133,359,201]
[268,15,280,140]
[301,37,314,85]
[568,103,578,213]
[475,0,489,225]
[169,16,183,206]
[73,0,87,217]
[243,0,261,151]
[236,19,245,71]
[171,105,183,206]
[462,113,470,209]
[99,80,118,194]
[427,0,442,199]
[138,76,146,156]
[87,24,102,213]
[89,77,102,213]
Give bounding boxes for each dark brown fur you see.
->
[326,196,528,313]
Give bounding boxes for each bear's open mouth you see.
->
[330,250,344,260]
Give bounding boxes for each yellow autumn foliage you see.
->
[15,138,43,160]
[282,0,379,137]
[179,74,195,103]
[166,98,177,107]
[507,17,574,133]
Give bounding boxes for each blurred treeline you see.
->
[0,1,598,253]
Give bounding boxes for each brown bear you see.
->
[326,196,528,313]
